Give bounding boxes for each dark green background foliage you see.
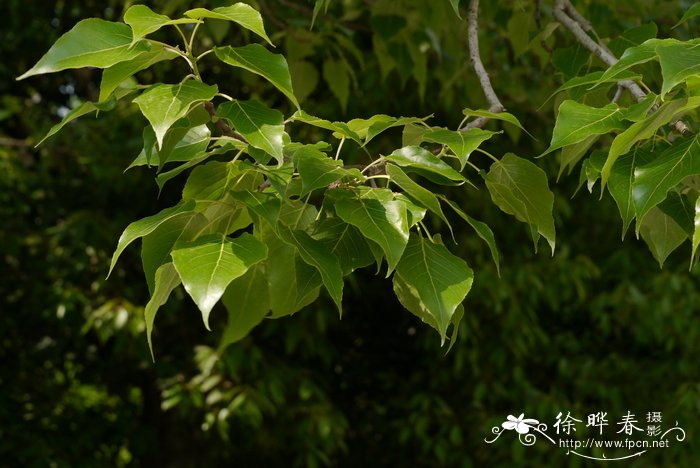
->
[2,0,700,466]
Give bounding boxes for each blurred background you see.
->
[1,0,699,466]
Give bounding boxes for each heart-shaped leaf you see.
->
[124,5,198,43]
[484,153,555,253]
[108,200,197,277]
[217,99,284,162]
[171,233,268,329]
[332,188,410,275]
[133,81,218,149]
[214,45,298,108]
[395,234,473,343]
[632,135,700,229]
[18,19,149,80]
[185,4,272,45]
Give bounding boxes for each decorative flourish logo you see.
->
[485,411,686,462]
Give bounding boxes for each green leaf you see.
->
[543,101,627,156]
[385,146,465,185]
[422,127,495,170]
[197,195,254,236]
[597,39,664,84]
[462,108,532,137]
[214,45,299,108]
[220,264,270,349]
[185,4,272,45]
[124,5,198,43]
[141,211,208,294]
[133,81,218,149]
[558,135,598,179]
[289,60,319,103]
[183,161,253,200]
[607,146,654,238]
[144,262,181,360]
[632,136,700,229]
[692,197,700,265]
[448,0,461,18]
[100,44,179,102]
[312,218,375,275]
[17,19,149,80]
[639,207,687,267]
[277,225,344,314]
[217,100,284,162]
[658,192,694,237]
[346,115,431,146]
[395,234,473,343]
[332,188,410,275]
[229,191,281,228]
[171,233,268,329]
[290,144,360,195]
[108,200,196,277]
[289,110,362,143]
[262,226,321,317]
[674,3,700,27]
[550,70,640,96]
[36,97,117,146]
[386,164,453,237]
[323,58,350,113]
[601,98,688,187]
[484,153,555,253]
[440,197,501,276]
[657,39,700,97]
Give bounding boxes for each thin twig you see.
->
[460,0,505,131]
[553,0,646,102]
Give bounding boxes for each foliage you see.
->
[5,0,700,466]
[19,2,561,352]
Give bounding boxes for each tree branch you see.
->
[460,0,505,131]
[553,0,688,133]
[552,0,646,101]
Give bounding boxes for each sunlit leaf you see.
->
[332,188,409,275]
[218,99,284,162]
[214,45,299,108]
[386,146,465,185]
[186,4,272,45]
[124,5,198,43]
[395,234,473,343]
[543,101,627,156]
[386,164,453,237]
[108,200,196,277]
[601,98,687,187]
[18,19,149,80]
[462,108,532,137]
[141,211,208,294]
[171,233,268,329]
[657,39,700,97]
[37,96,118,146]
[100,44,179,102]
[632,135,700,229]
[133,81,218,149]
[607,146,654,238]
